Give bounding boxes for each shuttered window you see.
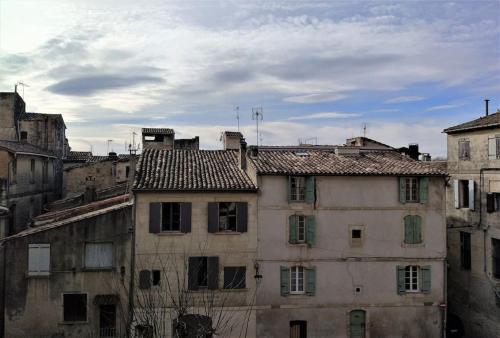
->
[290,266,305,294]
[289,215,315,246]
[404,215,422,244]
[288,176,315,203]
[188,256,219,290]
[149,202,191,233]
[454,180,475,210]
[458,140,470,160]
[397,265,431,294]
[208,202,247,233]
[281,266,316,296]
[223,266,246,289]
[399,177,428,203]
[84,243,113,269]
[28,244,50,276]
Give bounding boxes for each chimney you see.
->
[239,138,247,170]
[222,131,243,150]
[84,176,97,203]
[408,143,419,160]
[485,99,490,116]
[108,151,118,160]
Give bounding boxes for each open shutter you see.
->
[420,266,431,293]
[280,266,290,296]
[487,193,495,213]
[236,202,248,233]
[419,177,429,203]
[208,203,219,233]
[399,177,406,204]
[289,215,297,244]
[397,266,406,294]
[404,216,413,244]
[207,256,219,290]
[149,203,162,233]
[139,270,151,289]
[454,180,459,209]
[468,180,475,211]
[305,176,315,204]
[489,137,497,159]
[288,176,292,203]
[306,215,316,246]
[413,216,422,244]
[180,203,192,233]
[188,257,199,291]
[306,266,316,296]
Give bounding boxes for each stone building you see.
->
[245,140,447,337]
[0,194,133,338]
[141,128,199,151]
[444,109,500,337]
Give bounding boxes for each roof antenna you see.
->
[15,81,29,99]
[362,123,367,137]
[106,140,113,154]
[236,106,240,132]
[252,107,263,148]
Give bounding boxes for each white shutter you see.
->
[489,137,497,159]
[454,180,460,209]
[469,179,475,211]
[28,244,50,276]
[85,243,113,268]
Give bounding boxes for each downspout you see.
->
[127,191,137,338]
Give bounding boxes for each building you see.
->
[444,108,500,337]
[131,130,257,337]
[142,128,199,151]
[246,139,448,337]
[0,194,133,338]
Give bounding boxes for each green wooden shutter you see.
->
[420,266,431,293]
[399,177,406,204]
[404,216,413,244]
[397,266,406,294]
[306,215,316,246]
[419,177,429,203]
[280,266,290,296]
[413,216,422,244]
[289,215,297,244]
[305,176,315,204]
[306,266,316,296]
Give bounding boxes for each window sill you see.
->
[221,288,248,292]
[59,321,88,325]
[213,231,242,235]
[288,242,308,247]
[26,273,50,279]
[82,267,114,272]
[157,232,185,236]
[402,243,425,248]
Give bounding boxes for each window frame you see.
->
[84,242,114,269]
[404,265,419,292]
[492,238,500,280]
[405,177,419,203]
[28,243,50,276]
[223,266,246,290]
[161,202,181,232]
[349,225,364,248]
[290,266,305,294]
[296,215,306,243]
[290,176,306,202]
[218,202,237,232]
[458,139,470,161]
[63,293,88,323]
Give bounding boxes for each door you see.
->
[349,310,366,338]
[99,304,116,337]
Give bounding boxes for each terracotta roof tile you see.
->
[142,128,174,135]
[444,111,500,134]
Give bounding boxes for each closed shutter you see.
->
[404,216,413,244]
[419,177,429,203]
[280,266,290,296]
[399,177,406,204]
[420,266,431,293]
[413,216,422,244]
[289,215,297,244]
[397,266,406,294]
[454,180,459,209]
[149,203,161,233]
[236,202,248,233]
[207,203,219,233]
[28,244,50,276]
[139,270,151,289]
[188,257,199,290]
[487,193,495,213]
[489,137,497,159]
[180,203,192,233]
[306,215,316,246]
[306,266,316,296]
[85,243,113,268]
[468,180,475,211]
[305,176,315,204]
[207,256,219,290]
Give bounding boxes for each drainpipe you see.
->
[127,192,137,338]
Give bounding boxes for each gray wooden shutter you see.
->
[468,179,475,211]
[180,203,192,233]
[487,193,495,213]
[454,180,459,209]
[489,137,497,159]
[236,202,248,233]
[289,215,297,244]
[420,266,431,293]
[139,270,151,289]
[149,203,162,233]
[207,256,219,290]
[419,177,429,203]
[280,266,290,296]
[306,266,316,296]
[397,266,406,294]
[404,216,413,244]
[399,177,406,204]
[305,176,315,204]
[188,257,199,291]
[413,216,422,243]
[306,215,316,246]
[208,202,219,233]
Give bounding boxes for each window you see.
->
[10,158,17,184]
[152,270,161,286]
[458,140,470,160]
[399,177,428,204]
[350,226,364,248]
[290,177,305,201]
[454,179,474,210]
[138,270,161,289]
[219,202,237,231]
[290,266,305,294]
[404,265,419,292]
[162,203,181,231]
[290,321,307,338]
[63,293,87,322]
[85,243,113,269]
[30,159,35,183]
[28,244,50,276]
[188,256,219,290]
[493,238,500,279]
[223,266,246,289]
[397,265,431,294]
[289,215,315,245]
[404,215,422,244]
[460,232,471,270]
[405,178,418,202]
[281,266,316,296]
[125,166,130,178]
[488,136,500,159]
[487,193,500,213]
[20,131,27,141]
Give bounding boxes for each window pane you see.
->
[162,203,181,231]
[223,267,246,289]
[297,216,306,242]
[219,202,237,231]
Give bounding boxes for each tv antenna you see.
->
[106,140,113,154]
[128,131,140,155]
[362,123,367,137]
[235,106,240,132]
[15,81,30,99]
[252,107,263,147]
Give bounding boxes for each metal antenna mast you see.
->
[15,81,30,99]
[128,131,139,155]
[252,107,263,148]
[362,123,367,137]
[236,106,240,132]
[106,140,113,154]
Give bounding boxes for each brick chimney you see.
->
[222,131,243,150]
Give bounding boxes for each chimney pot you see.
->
[485,99,490,116]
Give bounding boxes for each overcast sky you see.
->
[0,0,499,156]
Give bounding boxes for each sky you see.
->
[0,0,499,157]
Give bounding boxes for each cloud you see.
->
[284,93,346,103]
[46,75,164,96]
[385,96,425,104]
[425,104,461,111]
[287,112,360,120]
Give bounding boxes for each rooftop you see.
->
[224,131,243,137]
[444,111,500,134]
[20,112,66,127]
[142,128,174,135]
[0,140,56,157]
[133,149,257,191]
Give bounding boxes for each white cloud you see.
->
[385,96,425,104]
[283,93,346,103]
[425,104,461,111]
[287,112,360,120]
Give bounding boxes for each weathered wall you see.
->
[19,117,66,158]
[63,160,116,197]
[0,93,24,142]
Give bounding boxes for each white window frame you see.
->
[405,177,419,203]
[28,244,50,276]
[404,265,419,292]
[84,242,113,269]
[290,177,306,201]
[296,215,306,243]
[290,266,305,294]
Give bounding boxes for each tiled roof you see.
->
[249,148,447,176]
[0,140,56,157]
[134,149,257,191]
[224,131,243,137]
[444,112,500,134]
[142,128,174,135]
[66,151,92,161]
